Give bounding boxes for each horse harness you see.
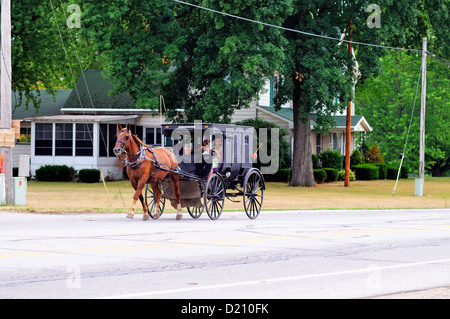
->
[124,145,179,183]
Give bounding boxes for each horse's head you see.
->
[113,123,132,157]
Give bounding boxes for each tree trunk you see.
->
[290,97,315,187]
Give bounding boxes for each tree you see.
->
[11,0,94,111]
[82,0,291,121]
[80,0,448,184]
[357,51,449,176]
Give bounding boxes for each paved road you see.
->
[1,209,450,299]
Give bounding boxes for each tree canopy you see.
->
[357,51,449,176]
[12,0,449,183]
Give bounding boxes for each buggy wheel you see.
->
[187,206,203,219]
[144,183,165,219]
[243,169,264,219]
[204,173,225,220]
[187,182,204,219]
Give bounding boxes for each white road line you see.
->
[96,258,450,299]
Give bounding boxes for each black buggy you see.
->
[144,123,265,220]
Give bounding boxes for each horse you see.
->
[113,123,182,221]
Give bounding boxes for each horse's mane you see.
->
[131,133,150,148]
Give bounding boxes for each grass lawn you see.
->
[1,177,449,214]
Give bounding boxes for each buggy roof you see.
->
[161,123,254,136]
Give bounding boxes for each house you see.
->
[13,70,371,179]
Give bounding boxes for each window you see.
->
[316,133,322,154]
[76,124,93,156]
[99,124,116,157]
[145,127,162,146]
[55,123,73,156]
[35,123,53,156]
[19,127,31,143]
[331,133,338,151]
[99,124,143,157]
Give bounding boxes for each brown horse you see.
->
[113,123,182,221]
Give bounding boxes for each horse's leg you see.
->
[128,179,147,220]
[126,178,138,219]
[140,192,149,221]
[150,182,161,219]
[169,173,182,220]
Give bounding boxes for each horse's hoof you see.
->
[176,214,183,220]
[153,213,160,220]
[126,214,134,219]
[142,214,150,221]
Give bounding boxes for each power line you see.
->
[172,0,423,53]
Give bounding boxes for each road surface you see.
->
[1,209,450,300]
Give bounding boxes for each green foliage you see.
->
[338,169,356,181]
[386,165,409,179]
[318,149,344,170]
[373,163,388,179]
[12,0,95,111]
[35,165,75,182]
[78,169,101,183]
[265,168,291,183]
[313,169,327,184]
[356,51,449,176]
[234,118,291,170]
[81,0,291,123]
[312,154,319,169]
[323,168,338,182]
[351,164,379,180]
[350,149,365,166]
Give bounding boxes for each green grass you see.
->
[2,177,449,214]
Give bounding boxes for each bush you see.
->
[318,149,343,170]
[338,169,356,181]
[373,163,387,179]
[312,154,319,169]
[351,164,379,180]
[365,145,384,163]
[78,169,101,183]
[387,165,409,179]
[265,168,291,183]
[350,149,365,166]
[35,165,75,182]
[323,168,338,182]
[314,169,327,183]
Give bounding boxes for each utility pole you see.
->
[0,0,13,204]
[344,19,353,187]
[415,37,427,196]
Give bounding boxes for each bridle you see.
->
[114,129,131,156]
[114,129,154,170]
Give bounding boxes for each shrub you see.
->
[78,169,101,183]
[266,168,291,183]
[318,149,343,170]
[350,149,365,166]
[312,154,319,169]
[338,169,356,181]
[323,168,338,182]
[351,164,379,180]
[387,165,409,179]
[373,163,387,179]
[35,165,75,182]
[365,145,384,163]
[314,169,327,183]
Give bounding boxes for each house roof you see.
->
[63,70,136,109]
[257,105,372,132]
[26,114,140,123]
[12,89,72,120]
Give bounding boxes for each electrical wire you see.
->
[172,0,423,53]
